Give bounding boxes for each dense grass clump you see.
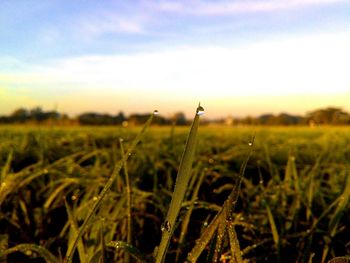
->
[0,118,349,262]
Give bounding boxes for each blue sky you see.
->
[1,0,350,117]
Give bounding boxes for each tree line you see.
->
[0,106,349,126]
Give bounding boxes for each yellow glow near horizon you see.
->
[1,32,350,117]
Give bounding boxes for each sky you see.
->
[1,0,350,118]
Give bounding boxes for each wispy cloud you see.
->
[78,14,144,38]
[3,32,350,96]
[154,0,347,15]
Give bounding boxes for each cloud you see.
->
[76,12,145,40]
[154,0,347,15]
[2,31,350,116]
[36,33,349,95]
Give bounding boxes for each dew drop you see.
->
[71,195,77,201]
[203,221,208,227]
[161,220,171,232]
[153,110,159,115]
[196,105,205,116]
[259,180,264,185]
[119,138,124,142]
[248,142,253,146]
[122,121,129,127]
[93,196,98,201]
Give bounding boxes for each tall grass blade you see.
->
[321,174,350,263]
[155,104,204,263]
[213,220,226,262]
[306,156,321,221]
[187,136,254,262]
[120,139,132,263]
[227,220,243,263]
[175,168,207,262]
[1,150,12,181]
[64,199,87,263]
[264,200,279,246]
[107,241,151,262]
[66,112,155,262]
[1,244,59,263]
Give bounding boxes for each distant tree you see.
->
[306,107,350,125]
[115,111,126,124]
[268,113,303,125]
[78,113,116,125]
[240,116,259,125]
[172,112,187,125]
[10,108,29,122]
[29,107,45,122]
[258,114,274,125]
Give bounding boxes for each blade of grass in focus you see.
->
[187,135,255,262]
[65,111,156,262]
[155,104,204,263]
[175,167,207,262]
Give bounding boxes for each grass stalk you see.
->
[187,136,254,262]
[65,111,155,262]
[120,139,132,263]
[0,244,59,263]
[155,104,204,263]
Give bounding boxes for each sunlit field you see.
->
[0,118,349,262]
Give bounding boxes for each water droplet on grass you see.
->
[248,142,253,146]
[153,110,159,115]
[196,105,205,116]
[161,220,171,232]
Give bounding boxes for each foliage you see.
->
[0,122,349,262]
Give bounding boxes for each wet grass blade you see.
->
[107,241,151,262]
[175,168,207,262]
[155,104,204,263]
[1,150,13,181]
[227,220,243,263]
[264,200,279,246]
[65,199,87,263]
[213,220,226,262]
[120,138,132,263]
[1,244,59,263]
[187,136,254,262]
[321,174,350,263]
[66,112,155,262]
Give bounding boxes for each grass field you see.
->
[0,119,349,262]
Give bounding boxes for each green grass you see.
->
[0,120,349,262]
